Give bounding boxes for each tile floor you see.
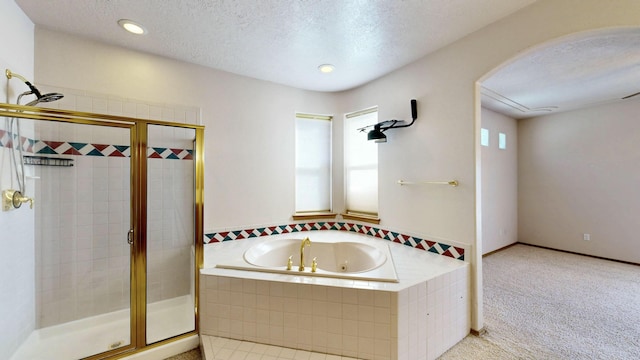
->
[201,335,361,360]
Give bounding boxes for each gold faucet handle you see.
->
[23,197,34,209]
[14,192,34,209]
[286,255,293,270]
[311,257,317,273]
[2,190,34,211]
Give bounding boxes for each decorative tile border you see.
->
[147,147,193,160]
[0,129,31,152]
[2,131,462,260]
[35,140,132,157]
[205,222,465,261]
[0,131,192,160]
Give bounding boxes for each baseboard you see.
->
[470,327,486,336]
[482,242,519,257]
[518,242,640,267]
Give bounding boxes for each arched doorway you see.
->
[474,25,640,332]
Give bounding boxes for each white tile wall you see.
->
[29,86,200,328]
[200,265,470,360]
[147,156,193,303]
[36,84,201,126]
[34,130,131,326]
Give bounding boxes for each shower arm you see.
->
[6,69,64,107]
[6,69,42,98]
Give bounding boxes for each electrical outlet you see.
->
[583,233,591,241]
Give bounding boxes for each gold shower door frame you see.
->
[0,103,205,360]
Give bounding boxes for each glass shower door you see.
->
[145,124,196,343]
[3,102,204,359]
[3,116,135,360]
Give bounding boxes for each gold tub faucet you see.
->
[299,237,311,271]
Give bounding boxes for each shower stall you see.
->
[0,99,204,359]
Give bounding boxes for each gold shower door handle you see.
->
[127,229,134,245]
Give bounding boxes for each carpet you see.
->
[440,244,640,359]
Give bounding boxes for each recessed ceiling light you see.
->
[118,19,147,35]
[318,64,335,73]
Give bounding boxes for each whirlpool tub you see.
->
[214,233,399,282]
[200,230,470,359]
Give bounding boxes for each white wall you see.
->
[31,0,640,333]
[33,29,340,231]
[519,98,640,263]
[0,0,35,357]
[338,0,640,329]
[481,108,517,254]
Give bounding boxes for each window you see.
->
[344,107,379,221]
[294,113,332,216]
[481,128,490,147]
[499,132,507,149]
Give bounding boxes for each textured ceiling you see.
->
[482,28,640,119]
[16,0,638,117]
[15,0,537,92]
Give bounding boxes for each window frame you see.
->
[293,112,336,220]
[342,107,380,224]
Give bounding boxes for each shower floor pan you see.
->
[10,295,194,360]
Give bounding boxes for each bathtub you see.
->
[201,230,470,360]
[215,234,399,282]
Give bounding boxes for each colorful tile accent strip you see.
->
[0,132,192,160]
[204,222,465,261]
[147,147,193,160]
[0,129,34,152]
[3,132,462,260]
[34,141,132,157]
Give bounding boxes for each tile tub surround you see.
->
[200,232,470,360]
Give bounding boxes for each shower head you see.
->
[6,69,63,105]
[24,92,64,106]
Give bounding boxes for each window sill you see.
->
[341,213,381,224]
[292,212,337,221]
